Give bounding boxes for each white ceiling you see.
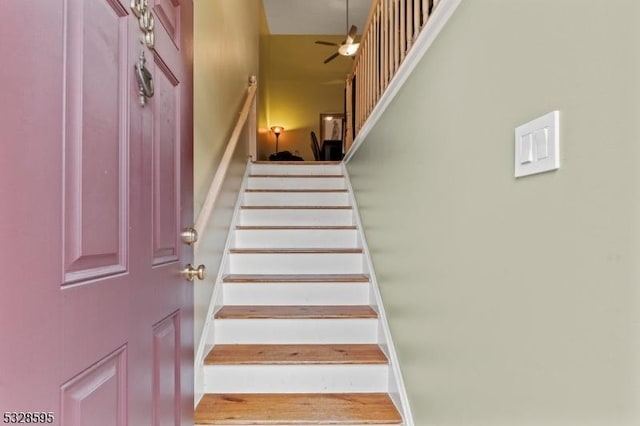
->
[263,0,372,35]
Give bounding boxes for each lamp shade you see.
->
[270,126,284,135]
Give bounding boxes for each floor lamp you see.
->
[270,126,284,154]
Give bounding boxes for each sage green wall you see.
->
[193,0,261,352]
[347,1,640,425]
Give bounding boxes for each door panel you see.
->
[63,0,129,284]
[152,60,180,265]
[0,0,194,423]
[152,313,181,426]
[61,346,127,426]
[154,0,180,45]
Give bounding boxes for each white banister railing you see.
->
[345,0,447,154]
[193,77,257,251]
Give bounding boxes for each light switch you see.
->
[515,111,559,177]
[533,128,549,160]
[520,133,533,164]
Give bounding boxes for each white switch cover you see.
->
[515,111,559,177]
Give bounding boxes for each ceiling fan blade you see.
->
[346,25,358,43]
[315,41,339,47]
[323,52,340,64]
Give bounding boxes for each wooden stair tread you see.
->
[195,393,402,425]
[236,226,356,230]
[249,174,344,178]
[223,274,370,283]
[205,344,388,365]
[214,305,378,319]
[229,248,363,254]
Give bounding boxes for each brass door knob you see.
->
[183,264,205,281]
[181,227,199,245]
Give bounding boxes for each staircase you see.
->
[195,161,405,425]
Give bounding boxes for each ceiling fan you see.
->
[315,0,360,64]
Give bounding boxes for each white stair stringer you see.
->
[196,161,412,425]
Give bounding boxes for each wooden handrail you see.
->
[194,77,257,250]
[345,0,442,153]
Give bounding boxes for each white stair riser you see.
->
[243,191,350,206]
[250,164,343,175]
[234,229,358,249]
[213,319,378,344]
[203,365,389,393]
[239,209,353,226]
[247,177,346,190]
[223,283,370,306]
[229,252,364,274]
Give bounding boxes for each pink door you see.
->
[0,1,194,425]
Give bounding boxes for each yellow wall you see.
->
[193,0,261,363]
[258,3,270,156]
[258,35,352,160]
[194,0,261,212]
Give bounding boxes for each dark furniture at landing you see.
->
[311,132,343,161]
[320,140,343,161]
[310,132,321,161]
[269,151,303,161]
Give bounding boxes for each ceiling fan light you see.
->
[338,43,359,56]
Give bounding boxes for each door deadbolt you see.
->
[181,227,199,245]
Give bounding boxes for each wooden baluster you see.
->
[389,0,396,75]
[355,68,359,133]
[362,38,366,120]
[394,0,400,73]
[422,0,429,28]
[388,0,393,76]
[381,0,388,90]
[358,66,363,132]
[400,0,406,62]
[345,76,352,150]
[416,0,420,28]
[355,69,360,134]
[362,39,367,120]
[367,34,377,112]
[406,0,413,51]
[372,8,376,104]
[365,36,369,116]
[371,30,375,113]
[375,4,381,101]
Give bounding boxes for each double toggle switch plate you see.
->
[515,111,560,178]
